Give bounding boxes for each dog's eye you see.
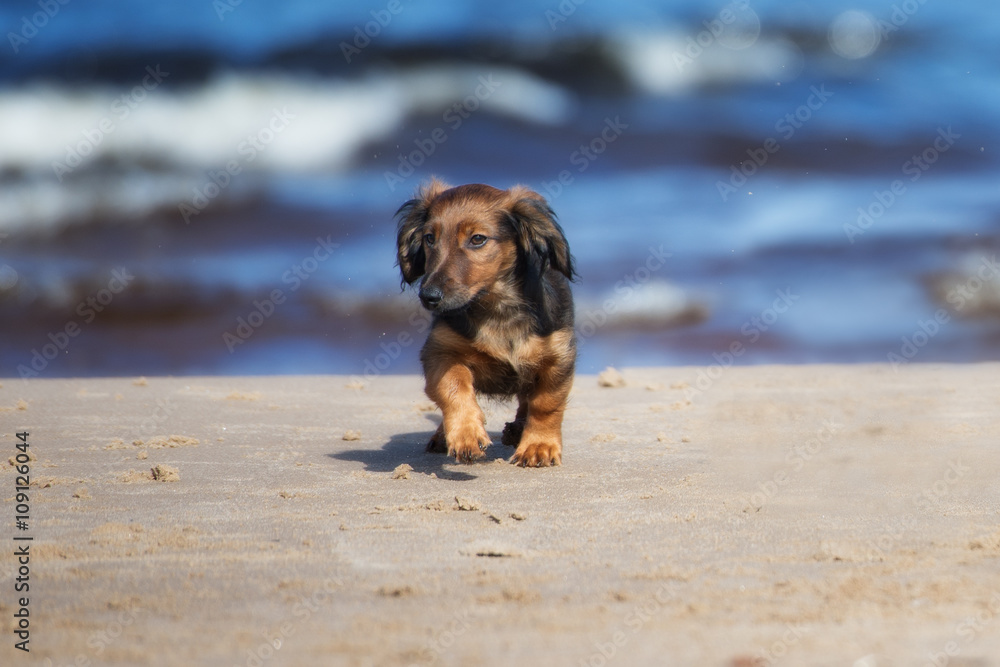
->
[469,234,488,248]
[423,233,435,246]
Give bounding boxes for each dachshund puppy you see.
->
[396,179,576,466]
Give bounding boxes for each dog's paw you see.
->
[510,439,561,467]
[501,419,524,447]
[446,422,491,463]
[425,425,448,453]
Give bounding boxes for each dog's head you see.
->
[395,179,575,313]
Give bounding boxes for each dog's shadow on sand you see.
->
[329,416,509,482]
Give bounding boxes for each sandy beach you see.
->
[2,364,999,666]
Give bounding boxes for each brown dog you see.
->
[396,179,576,466]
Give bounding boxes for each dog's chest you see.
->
[470,316,540,371]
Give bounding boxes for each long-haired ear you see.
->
[505,186,576,281]
[395,178,451,285]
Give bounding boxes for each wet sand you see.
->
[1,364,999,666]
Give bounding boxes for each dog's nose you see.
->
[419,285,443,309]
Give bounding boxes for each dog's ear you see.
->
[505,187,576,281]
[395,178,451,285]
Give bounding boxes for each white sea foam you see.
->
[0,172,226,234]
[613,30,804,94]
[0,66,572,175]
[0,65,574,234]
[578,279,705,331]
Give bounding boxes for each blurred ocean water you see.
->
[0,0,998,376]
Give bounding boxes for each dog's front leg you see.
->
[424,361,491,463]
[510,361,573,467]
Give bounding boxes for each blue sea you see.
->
[1,0,998,377]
